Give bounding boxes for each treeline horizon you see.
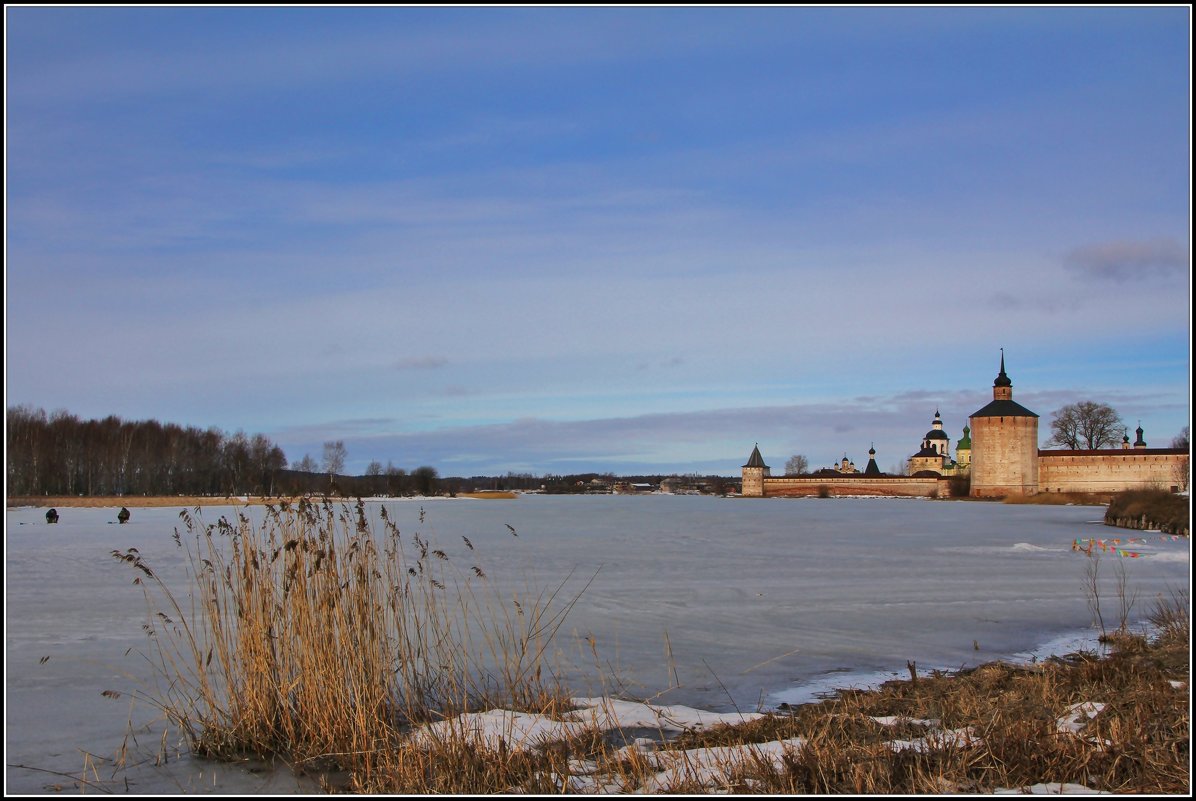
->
[7,406,291,498]
[6,406,734,498]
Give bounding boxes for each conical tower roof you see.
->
[743,444,769,469]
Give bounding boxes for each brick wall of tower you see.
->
[969,414,1039,497]
[742,466,768,497]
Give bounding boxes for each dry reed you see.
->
[113,497,584,789]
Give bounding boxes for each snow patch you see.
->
[994,782,1111,794]
[566,697,765,732]
[883,726,981,753]
[1055,701,1104,736]
[870,715,939,728]
[629,738,805,794]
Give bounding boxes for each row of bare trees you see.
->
[6,406,288,497]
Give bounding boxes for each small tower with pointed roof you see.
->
[1134,423,1147,449]
[969,350,1040,497]
[741,444,770,497]
[864,444,882,475]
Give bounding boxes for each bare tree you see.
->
[365,460,383,476]
[1171,426,1190,450]
[292,454,318,473]
[1173,455,1190,493]
[412,465,439,496]
[1047,401,1124,450]
[784,454,809,476]
[385,463,407,496]
[321,440,347,476]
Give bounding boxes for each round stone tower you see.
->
[969,351,1039,498]
[741,444,770,497]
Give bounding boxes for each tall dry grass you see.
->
[113,497,584,788]
[656,621,1190,794]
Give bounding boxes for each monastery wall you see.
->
[742,357,1186,502]
[1038,450,1189,494]
[761,476,948,498]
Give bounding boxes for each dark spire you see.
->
[994,348,1012,388]
[1134,423,1146,447]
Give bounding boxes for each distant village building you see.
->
[743,352,1188,498]
[661,477,703,494]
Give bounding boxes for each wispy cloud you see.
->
[395,356,449,371]
[1063,239,1190,283]
[987,292,1084,314]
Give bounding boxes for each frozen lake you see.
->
[5,495,1190,793]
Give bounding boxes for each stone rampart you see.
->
[1038,449,1189,494]
[761,476,948,498]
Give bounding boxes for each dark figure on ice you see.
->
[117,506,131,524]
[46,508,59,524]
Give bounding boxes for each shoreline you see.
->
[6,491,517,509]
[769,623,1114,709]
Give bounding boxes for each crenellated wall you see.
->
[1038,449,1189,493]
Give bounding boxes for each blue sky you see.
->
[6,7,1191,476]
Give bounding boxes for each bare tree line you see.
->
[6,406,287,497]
